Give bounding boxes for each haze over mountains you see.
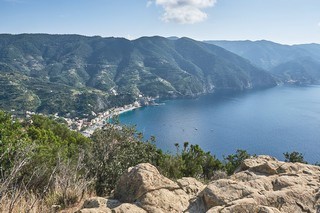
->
[206,40,320,84]
[0,34,276,117]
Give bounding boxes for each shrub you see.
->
[85,123,160,196]
[223,149,251,175]
[0,111,91,211]
[157,142,223,180]
[283,151,307,163]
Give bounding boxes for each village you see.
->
[24,96,156,137]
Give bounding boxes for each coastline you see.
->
[81,104,142,137]
[114,105,142,116]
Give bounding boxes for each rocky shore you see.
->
[76,155,320,213]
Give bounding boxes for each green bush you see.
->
[0,111,31,181]
[85,122,160,196]
[283,151,307,163]
[223,149,251,175]
[157,142,223,180]
[0,111,90,193]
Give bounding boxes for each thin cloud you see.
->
[154,0,217,24]
[146,1,153,7]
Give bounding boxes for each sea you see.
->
[120,85,320,163]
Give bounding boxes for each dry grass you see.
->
[0,150,94,213]
[0,192,50,213]
[0,190,95,213]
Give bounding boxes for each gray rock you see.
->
[203,155,320,212]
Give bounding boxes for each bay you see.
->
[120,86,320,163]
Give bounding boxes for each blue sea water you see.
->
[120,86,320,163]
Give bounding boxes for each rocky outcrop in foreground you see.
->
[78,156,320,213]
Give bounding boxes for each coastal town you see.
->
[24,96,157,137]
[73,101,141,137]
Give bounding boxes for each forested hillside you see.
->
[0,34,276,117]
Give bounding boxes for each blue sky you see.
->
[1,0,320,44]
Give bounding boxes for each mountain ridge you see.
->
[0,34,276,117]
[204,40,320,70]
[205,39,320,85]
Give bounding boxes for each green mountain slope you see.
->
[271,57,320,84]
[205,40,320,70]
[0,34,276,117]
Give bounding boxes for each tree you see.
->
[283,151,307,163]
[181,143,205,178]
[224,149,251,175]
[85,123,160,196]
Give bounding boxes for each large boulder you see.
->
[114,163,180,203]
[114,163,206,212]
[78,164,206,213]
[203,155,320,212]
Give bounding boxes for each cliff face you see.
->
[78,156,320,213]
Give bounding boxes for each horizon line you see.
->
[0,32,318,46]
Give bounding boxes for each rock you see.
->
[77,208,111,213]
[138,188,190,212]
[79,201,146,213]
[203,179,256,208]
[207,203,282,213]
[235,155,280,175]
[210,170,228,181]
[112,203,147,213]
[79,197,120,213]
[203,155,320,212]
[176,177,206,196]
[114,163,180,203]
[175,177,207,213]
[82,197,108,209]
[258,206,282,213]
[114,163,205,212]
[79,157,320,213]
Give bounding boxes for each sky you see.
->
[0,0,320,45]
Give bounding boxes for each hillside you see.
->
[295,43,320,59]
[205,40,320,70]
[271,57,320,84]
[206,40,320,85]
[0,34,276,117]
